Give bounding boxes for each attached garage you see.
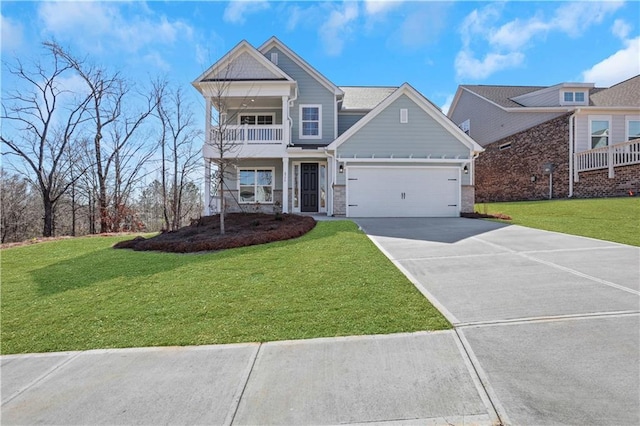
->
[346,166,461,217]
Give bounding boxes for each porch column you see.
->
[282,157,289,213]
[204,159,211,216]
[282,95,290,145]
[205,97,212,145]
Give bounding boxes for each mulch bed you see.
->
[461,212,512,220]
[113,213,316,253]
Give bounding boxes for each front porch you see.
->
[575,138,640,180]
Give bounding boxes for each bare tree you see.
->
[0,170,41,243]
[155,80,202,231]
[46,41,157,232]
[1,46,91,237]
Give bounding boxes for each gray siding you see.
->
[450,89,564,145]
[337,95,470,159]
[213,51,280,80]
[338,113,366,136]
[264,47,335,145]
[576,113,634,152]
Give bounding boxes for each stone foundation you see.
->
[332,185,346,216]
[222,190,283,214]
[461,186,475,213]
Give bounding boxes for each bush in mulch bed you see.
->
[461,212,512,220]
[114,213,316,253]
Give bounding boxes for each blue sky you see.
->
[2,0,639,116]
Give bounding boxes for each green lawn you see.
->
[1,221,450,355]
[477,197,640,246]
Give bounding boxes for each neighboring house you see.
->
[192,37,483,217]
[448,76,640,202]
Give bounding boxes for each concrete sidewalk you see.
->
[1,332,499,425]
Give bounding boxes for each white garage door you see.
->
[347,166,460,217]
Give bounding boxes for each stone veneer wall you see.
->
[574,164,640,198]
[475,113,572,202]
[461,186,475,213]
[332,185,346,216]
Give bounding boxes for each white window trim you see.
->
[625,116,640,141]
[589,115,612,149]
[237,113,276,125]
[299,104,322,139]
[238,167,275,204]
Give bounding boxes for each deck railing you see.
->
[575,139,640,179]
[210,124,284,144]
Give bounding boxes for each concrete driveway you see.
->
[356,218,640,426]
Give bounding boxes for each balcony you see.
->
[575,139,640,179]
[210,124,284,145]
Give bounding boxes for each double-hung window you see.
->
[627,119,640,141]
[300,105,321,139]
[590,117,610,149]
[239,168,274,203]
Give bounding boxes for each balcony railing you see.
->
[210,124,284,144]
[575,139,640,179]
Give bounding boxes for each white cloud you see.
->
[612,19,631,40]
[143,51,171,72]
[455,1,624,81]
[582,36,640,86]
[390,2,450,50]
[364,0,403,16]
[440,94,455,116]
[37,1,193,53]
[1,14,24,53]
[319,2,359,56]
[223,0,270,24]
[455,50,524,80]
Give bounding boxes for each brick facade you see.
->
[574,164,640,198]
[475,113,572,202]
[475,112,640,202]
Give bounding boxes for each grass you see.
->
[477,197,640,246]
[0,221,450,355]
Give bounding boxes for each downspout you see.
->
[287,85,298,146]
[324,148,336,216]
[568,109,579,198]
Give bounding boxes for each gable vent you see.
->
[270,52,278,65]
[400,108,408,124]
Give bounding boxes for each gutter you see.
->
[568,109,580,197]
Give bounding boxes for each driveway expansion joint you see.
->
[226,343,261,426]
[455,310,640,329]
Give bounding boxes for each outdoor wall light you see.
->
[531,175,537,182]
[339,164,344,173]
[463,165,469,174]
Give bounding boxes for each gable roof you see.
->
[192,40,293,92]
[327,83,483,153]
[590,75,640,107]
[339,86,397,111]
[460,85,547,108]
[258,36,343,96]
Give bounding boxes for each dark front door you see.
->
[301,163,318,212]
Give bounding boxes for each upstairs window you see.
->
[239,114,274,125]
[300,105,321,139]
[590,118,610,149]
[562,91,587,105]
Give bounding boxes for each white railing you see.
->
[210,124,284,144]
[575,139,640,178]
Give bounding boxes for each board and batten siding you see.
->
[449,90,563,146]
[337,95,470,159]
[338,113,366,136]
[263,47,335,145]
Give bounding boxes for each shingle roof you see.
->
[339,86,397,111]
[461,85,546,108]
[590,75,640,107]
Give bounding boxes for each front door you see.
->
[301,163,318,212]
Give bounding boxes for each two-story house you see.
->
[448,75,640,202]
[192,37,483,218]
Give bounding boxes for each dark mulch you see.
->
[461,212,512,220]
[113,213,316,253]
